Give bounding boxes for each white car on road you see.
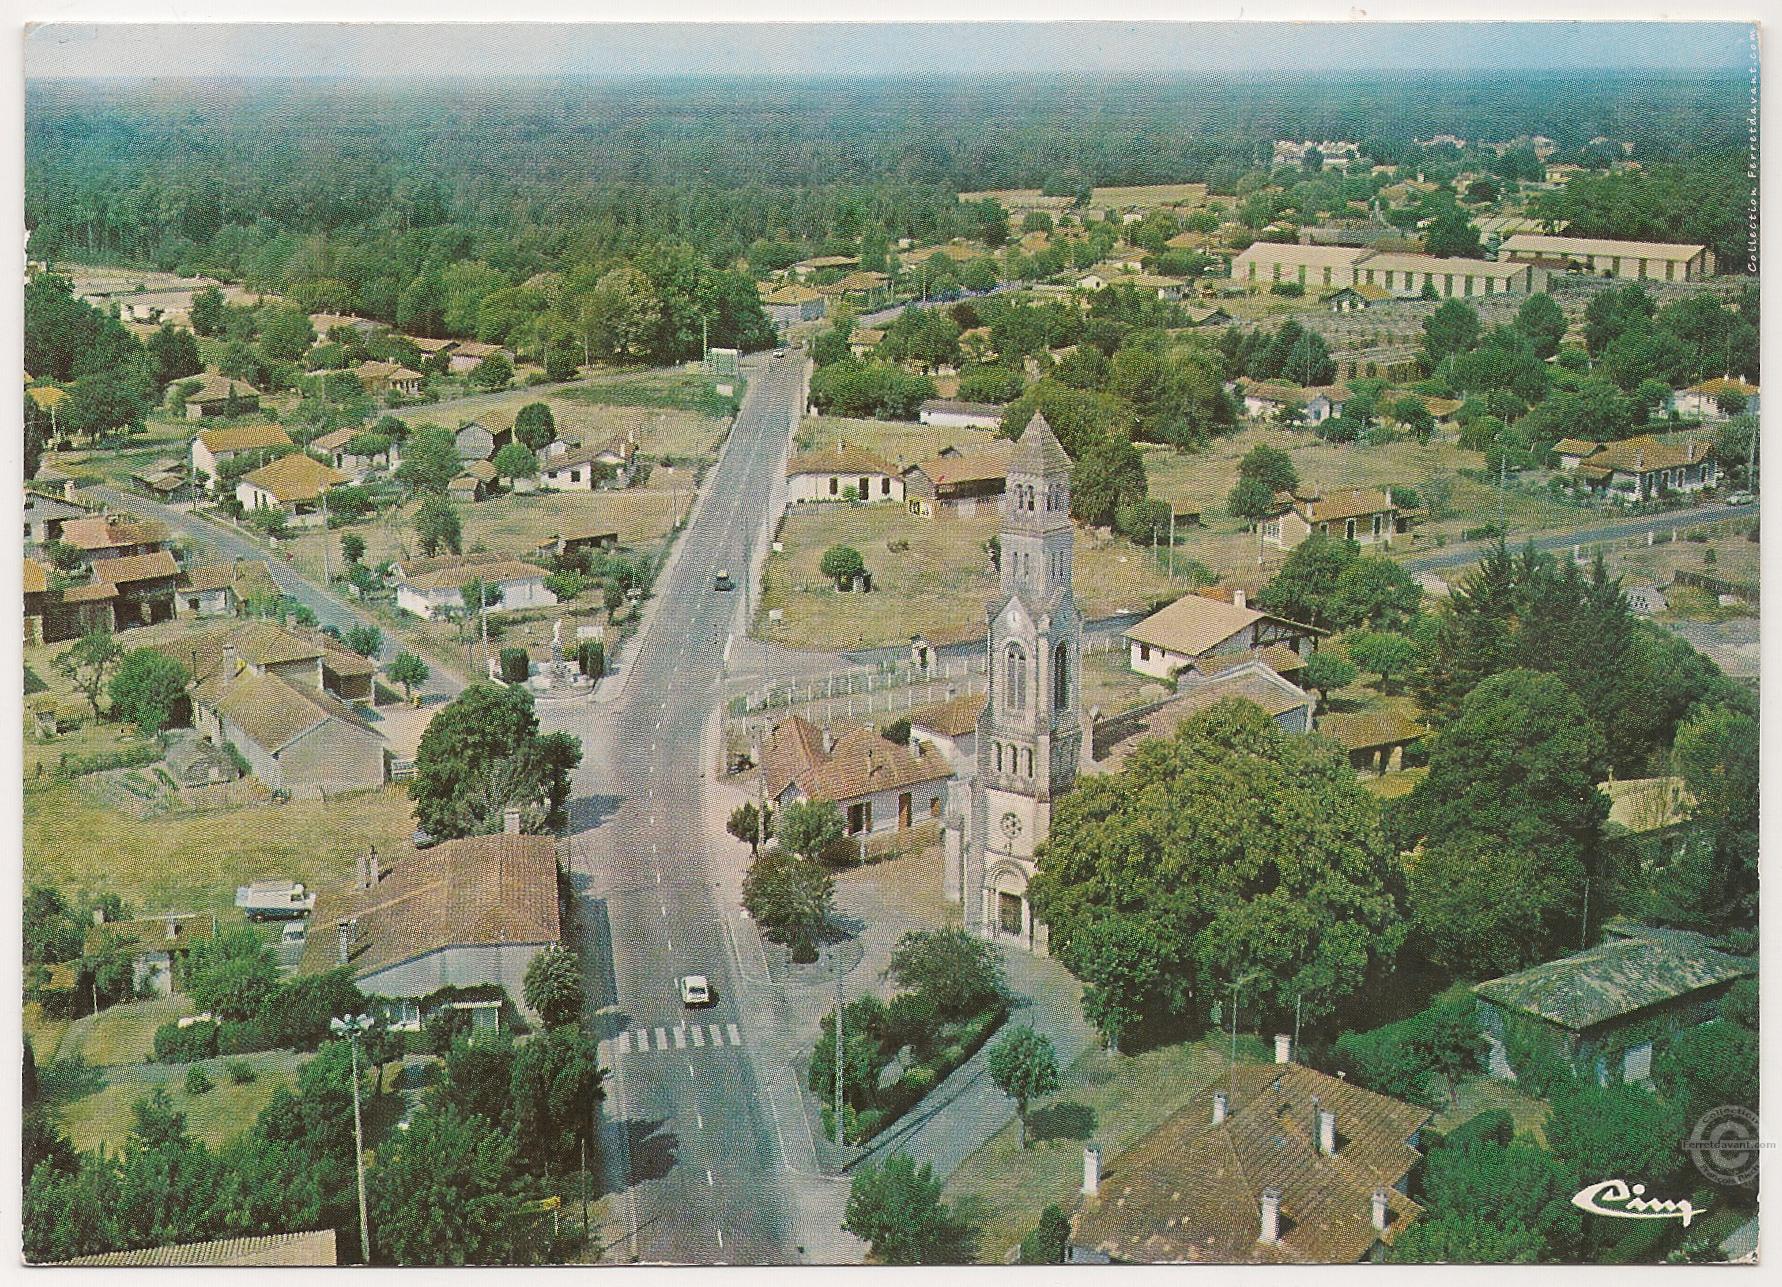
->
[679,974,712,1007]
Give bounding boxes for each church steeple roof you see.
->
[1011,412,1072,478]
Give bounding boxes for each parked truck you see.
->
[234,880,316,922]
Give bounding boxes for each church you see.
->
[943,412,1083,954]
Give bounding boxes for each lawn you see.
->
[418,381,730,459]
[23,779,417,920]
[1140,426,1591,585]
[943,1036,1263,1262]
[53,995,195,1068]
[1429,1074,1552,1146]
[758,505,1179,651]
[797,414,995,469]
[558,366,740,419]
[52,1048,307,1155]
[1080,645,1168,717]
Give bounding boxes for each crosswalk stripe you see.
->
[708,1023,725,1046]
[673,1026,687,1049]
[618,1031,633,1054]
[727,1023,742,1046]
[597,1039,613,1065]
[691,1025,705,1047]
[655,1026,669,1051]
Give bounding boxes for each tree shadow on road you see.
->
[624,1117,680,1184]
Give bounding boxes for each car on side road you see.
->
[679,974,712,1007]
[1726,491,1755,506]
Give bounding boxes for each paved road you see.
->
[852,283,1022,329]
[545,353,817,1264]
[90,484,466,702]
[1400,501,1759,574]
[90,486,466,702]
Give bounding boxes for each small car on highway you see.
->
[713,569,734,591]
[773,349,786,359]
[679,974,712,1007]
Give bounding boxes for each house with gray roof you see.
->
[1473,922,1755,1087]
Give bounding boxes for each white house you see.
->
[1671,378,1759,420]
[537,444,623,491]
[1239,382,1352,425]
[918,399,1005,431]
[300,830,562,1023]
[1261,487,1399,549]
[761,715,953,838]
[1571,436,1719,503]
[310,426,399,481]
[235,453,349,525]
[784,442,906,505]
[393,552,558,620]
[191,423,293,482]
[1125,589,1318,681]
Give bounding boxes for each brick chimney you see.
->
[357,850,373,890]
[164,917,178,942]
[1372,1188,1390,1233]
[822,726,836,756]
[367,845,379,886]
[1213,1090,1229,1126]
[1082,1146,1101,1197]
[1233,588,1247,611]
[62,480,77,502]
[1274,1033,1292,1064]
[504,807,523,835]
[1318,1108,1337,1157]
[336,918,353,965]
[1259,1187,1283,1245]
[222,643,238,685]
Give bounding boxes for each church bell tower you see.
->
[959,412,1081,952]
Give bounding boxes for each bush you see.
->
[900,1065,938,1096]
[576,639,605,679]
[226,1059,257,1085]
[153,1019,220,1064]
[55,744,160,779]
[185,1066,214,1095]
[1019,1205,1071,1265]
[218,1018,273,1056]
[499,646,531,683]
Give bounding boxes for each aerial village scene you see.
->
[14,18,1764,1271]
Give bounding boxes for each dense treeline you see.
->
[26,73,1751,323]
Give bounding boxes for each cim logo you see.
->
[1571,1179,1706,1227]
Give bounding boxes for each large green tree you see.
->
[842,1153,975,1265]
[368,1106,540,1265]
[107,648,189,735]
[1031,699,1404,1043]
[410,683,582,838]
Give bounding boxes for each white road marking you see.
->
[656,870,662,885]
[691,1025,705,1046]
[706,1168,715,1187]
[727,1023,742,1045]
[688,1062,697,1079]
[655,1027,668,1050]
[708,1023,725,1046]
[717,1229,724,1250]
[660,904,668,917]
[629,1030,643,1052]
[697,1111,704,1129]
[674,1026,687,1049]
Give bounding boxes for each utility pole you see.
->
[1293,994,1303,1061]
[1168,506,1176,581]
[480,580,490,677]
[330,1012,376,1264]
[320,489,331,586]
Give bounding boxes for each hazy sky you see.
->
[25,21,1756,80]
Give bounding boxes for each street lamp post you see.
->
[331,1012,377,1264]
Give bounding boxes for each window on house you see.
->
[1138,643,1151,661]
[829,478,838,495]
[1345,518,1357,541]
[881,477,890,496]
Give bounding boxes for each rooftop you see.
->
[397,553,552,591]
[1473,925,1754,1031]
[1499,233,1707,261]
[1125,591,1266,658]
[1072,1062,1430,1264]
[47,1229,338,1268]
[195,423,293,455]
[92,550,179,585]
[909,690,987,739]
[786,443,899,478]
[239,452,348,504]
[60,514,169,551]
[301,833,561,980]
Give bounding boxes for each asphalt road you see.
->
[88,485,466,701]
[545,352,809,1264]
[1400,500,1759,573]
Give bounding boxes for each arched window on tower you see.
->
[994,742,1004,772]
[1054,641,1069,711]
[1004,642,1027,712]
[1023,747,1033,777]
